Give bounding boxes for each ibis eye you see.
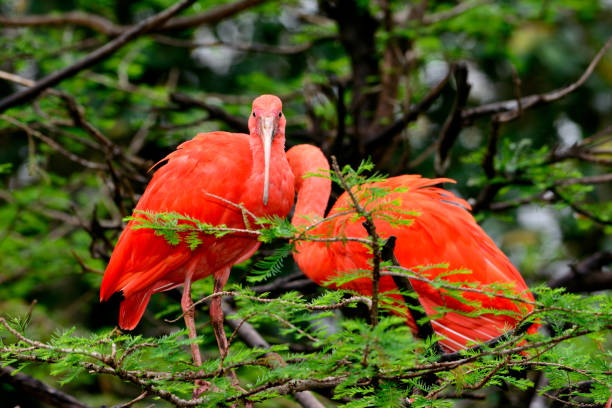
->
[252,112,256,118]
[278,112,282,118]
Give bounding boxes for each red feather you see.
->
[288,144,537,352]
[101,130,294,329]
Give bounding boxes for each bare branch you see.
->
[435,62,471,175]
[110,391,149,408]
[549,251,612,292]
[250,271,316,294]
[71,249,105,275]
[0,115,106,170]
[462,35,612,121]
[475,172,612,213]
[169,92,314,140]
[158,0,269,31]
[553,173,612,187]
[421,0,491,25]
[0,69,149,173]
[0,11,123,36]
[365,64,452,147]
[170,92,249,132]
[0,365,90,408]
[482,119,501,179]
[153,34,334,54]
[551,188,612,226]
[0,0,269,36]
[0,0,198,113]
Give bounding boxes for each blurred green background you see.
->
[1,0,611,406]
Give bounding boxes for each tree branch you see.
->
[0,365,90,408]
[437,320,534,363]
[421,0,491,25]
[365,64,452,148]
[474,173,612,213]
[170,92,249,132]
[549,251,612,292]
[221,301,325,408]
[553,173,612,187]
[330,156,382,327]
[0,115,106,170]
[111,391,149,408]
[156,0,268,32]
[0,0,268,36]
[170,92,313,139]
[383,236,443,354]
[153,34,334,54]
[0,11,124,36]
[250,271,316,294]
[0,0,197,113]
[462,35,612,121]
[435,62,471,175]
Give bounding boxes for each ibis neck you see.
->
[292,163,331,229]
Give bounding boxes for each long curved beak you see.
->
[259,116,275,206]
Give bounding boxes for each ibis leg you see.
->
[210,267,231,360]
[181,271,203,367]
[210,267,252,408]
[182,272,212,399]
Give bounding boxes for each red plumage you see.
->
[101,96,294,336]
[288,144,536,352]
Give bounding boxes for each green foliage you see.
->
[2,282,610,406]
[3,157,609,406]
[1,0,611,406]
[246,244,291,283]
[0,163,12,174]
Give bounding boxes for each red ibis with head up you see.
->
[100,95,294,367]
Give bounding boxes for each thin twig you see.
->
[0,115,106,170]
[0,317,113,364]
[330,155,382,327]
[153,34,333,54]
[71,250,105,275]
[111,391,149,408]
[553,173,612,187]
[220,301,326,408]
[116,343,157,367]
[421,0,490,25]
[165,291,372,323]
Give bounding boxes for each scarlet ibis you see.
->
[100,95,294,367]
[287,144,536,352]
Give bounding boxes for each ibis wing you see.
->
[381,177,534,350]
[328,175,535,350]
[100,132,254,301]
